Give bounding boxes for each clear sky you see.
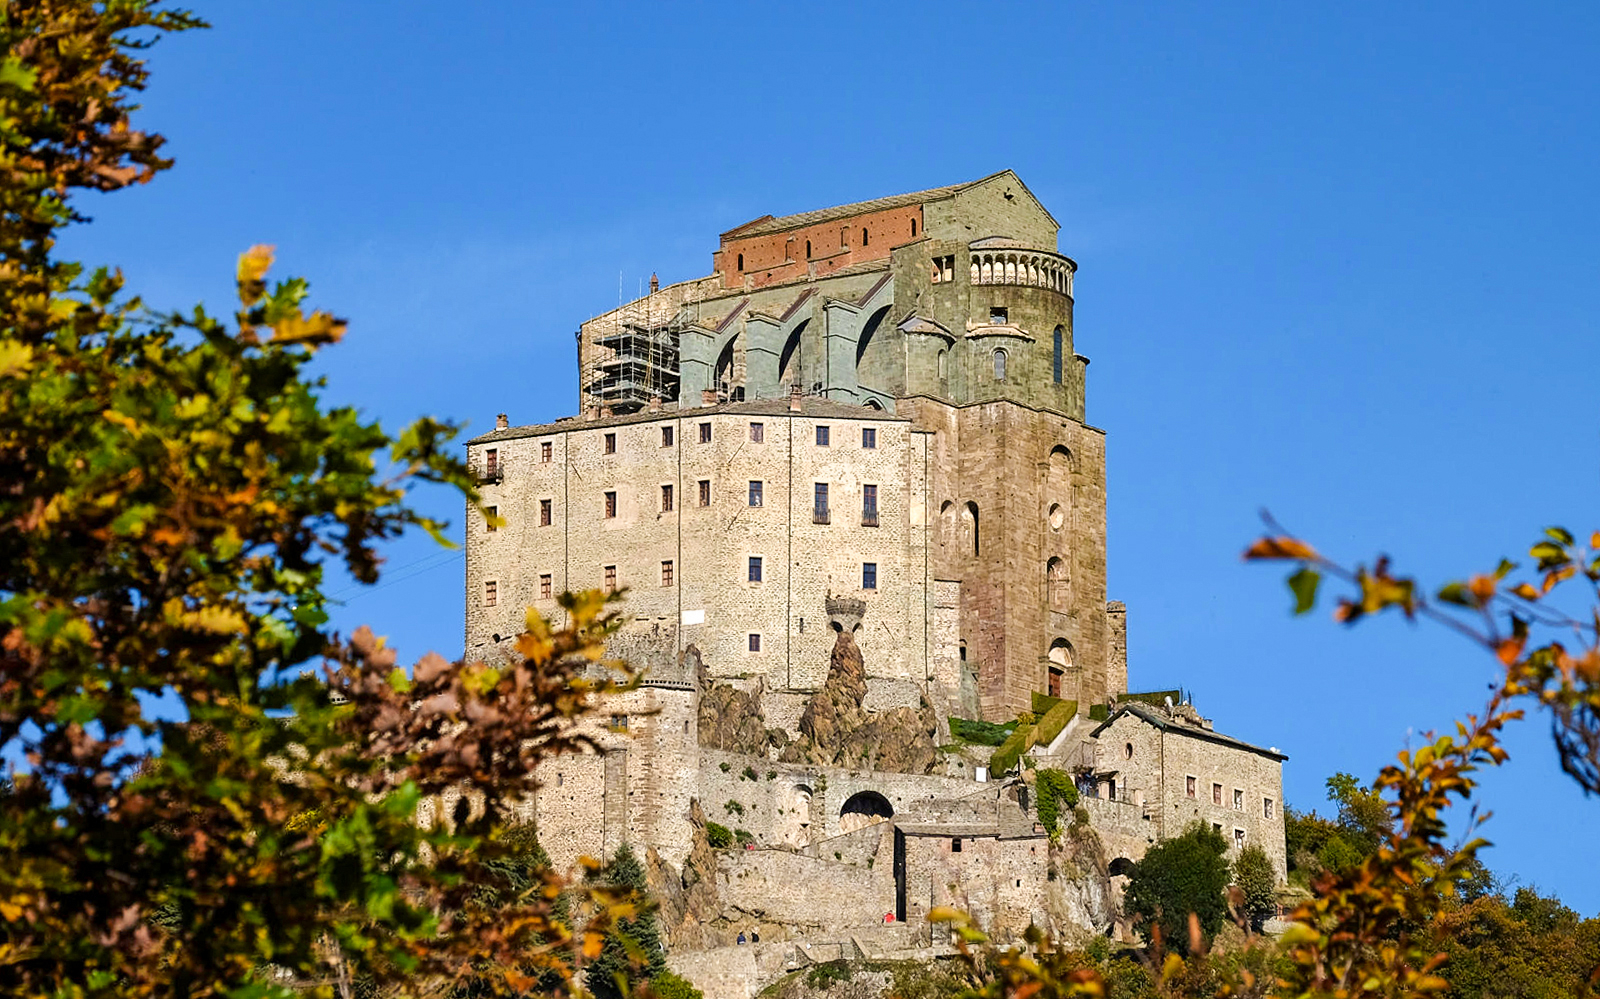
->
[60,3,1600,912]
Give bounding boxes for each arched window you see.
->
[1047,639,1071,698]
[862,227,869,246]
[911,218,918,237]
[937,349,946,379]
[1047,556,1068,611]
[806,240,812,258]
[963,501,980,556]
[993,349,1007,381]
[939,500,955,548]
[1052,326,1063,384]
[737,252,744,271]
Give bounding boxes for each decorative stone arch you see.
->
[1047,638,1072,698]
[961,501,980,557]
[864,399,883,410]
[856,305,889,365]
[778,319,807,390]
[1108,857,1135,877]
[839,790,893,833]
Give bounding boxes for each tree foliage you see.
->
[0,5,635,997]
[1231,846,1276,933]
[1122,824,1231,956]
[1034,768,1079,841]
[585,844,666,999]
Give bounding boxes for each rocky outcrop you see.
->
[1045,821,1119,939]
[648,798,726,950]
[699,683,769,755]
[782,627,940,774]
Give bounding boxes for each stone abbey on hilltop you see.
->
[461,173,1288,994]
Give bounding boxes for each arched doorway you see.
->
[839,790,893,833]
[1048,639,1071,698]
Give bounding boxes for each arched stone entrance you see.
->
[838,790,893,833]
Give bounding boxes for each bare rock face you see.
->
[698,682,768,755]
[647,798,726,950]
[1045,821,1119,939]
[784,627,939,774]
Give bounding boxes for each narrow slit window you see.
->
[603,433,616,455]
[748,633,762,652]
[813,483,829,524]
[661,484,673,512]
[604,565,617,592]
[604,491,617,518]
[862,484,878,526]
[485,505,497,532]
[699,479,711,506]
[540,498,552,526]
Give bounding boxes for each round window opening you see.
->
[1048,504,1064,532]
[1124,742,1134,760]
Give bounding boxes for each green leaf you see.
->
[1436,581,1478,608]
[1288,566,1321,614]
[1544,526,1574,545]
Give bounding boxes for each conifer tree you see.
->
[586,844,666,999]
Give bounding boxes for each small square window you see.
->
[485,505,497,532]
[603,433,616,455]
[748,556,763,583]
[750,422,764,443]
[748,480,763,507]
[541,441,553,463]
[540,498,552,526]
[699,422,712,443]
[862,427,876,449]
[1186,776,1197,799]
[483,580,497,607]
[951,837,962,853]
[539,573,552,599]
[748,633,762,653]
[815,425,830,446]
[662,426,674,447]
[699,479,711,506]
[661,484,674,512]
[604,491,617,518]
[604,565,617,592]
[611,714,629,731]
[863,562,877,590]
[990,306,1008,324]
[662,561,674,587]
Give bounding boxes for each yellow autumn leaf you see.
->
[177,605,247,634]
[0,339,33,377]
[237,244,274,305]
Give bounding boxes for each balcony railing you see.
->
[472,460,504,485]
[861,509,879,527]
[813,505,830,525]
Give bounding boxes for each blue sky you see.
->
[60,3,1600,911]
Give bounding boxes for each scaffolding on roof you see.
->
[582,294,683,413]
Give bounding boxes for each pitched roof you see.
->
[723,171,1020,240]
[466,396,907,445]
[1091,702,1288,762]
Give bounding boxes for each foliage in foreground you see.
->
[0,5,641,997]
[1121,824,1231,957]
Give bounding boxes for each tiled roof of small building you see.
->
[1092,702,1288,762]
[723,172,1014,239]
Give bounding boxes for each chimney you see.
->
[789,384,803,412]
[701,389,717,406]
[650,272,659,294]
[495,412,508,431]
[648,395,661,413]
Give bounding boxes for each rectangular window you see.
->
[539,573,552,599]
[862,484,878,526]
[749,421,764,442]
[1233,789,1244,811]
[1263,798,1275,820]
[662,426,674,447]
[951,837,962,853]
[611,714,628,731]
[485,505,497,532]
[483,580,497,607]
[603,433,616,455]
[748,633,761,652]
[748,556,763,583]
[541,441,553,463]
[813,482,829,524]
[862,427,876,449]
[699,422,711,443]
[748,480,763,507]
[661,561,674,587]
[863,562,877,590]
[1234,828,1246,850]
[661,484,674,512]
[699,479,711,506]
[484,448,498,477]
[604,565,617,592]
[540,498,552,526]
[1212,783,1223,806]
[604,491,617,518]
[815,425,830,446]
[990,306,1008,325]
[1186,776,1197,799]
